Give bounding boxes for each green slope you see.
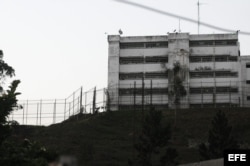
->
[11,108,250,165]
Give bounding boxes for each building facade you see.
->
[107,33,250,110]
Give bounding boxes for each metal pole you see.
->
[36,103,39,125]
[40,99,42,125]
[69,102,71,117]
[103,88,105,112]
[73,92,75,115]
[22,103,25,125]
[229,81,231,108]
[77,97,79,114]
[142,77,144,117]
[85,92,87,113]
[64,99,66,120]
[201,82,203,108]
[53,99,56,124]
[26,100,28,125]
[150,80,153,109]
[80,87,83,113]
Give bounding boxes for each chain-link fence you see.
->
[9,87,107,126]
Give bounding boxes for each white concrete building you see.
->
[107,33,250,110]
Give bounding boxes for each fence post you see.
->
[150,80,152,108]
[93,87,96,114]
[64,99,67,120]
[134,81,136,111]
[69,102,71,117]
[22,103,25,125]
[77,97,80,114]
[40,99,42,125]
[53,99,56,124]
[103,88,105,112]
[201,82,203,108]
[229,81,231,108]
[73,92,75,115]
[80,87,83,114]
[36,103,39,125]
[26,100,28,125]
[85,92,87,114]
[142,77,144,117]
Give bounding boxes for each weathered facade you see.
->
[108,33,250,110]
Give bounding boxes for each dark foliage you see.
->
[0,139,58,166]
[199,110,238,160]
[129,109,177,166]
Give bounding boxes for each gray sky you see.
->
[0,0,250,100]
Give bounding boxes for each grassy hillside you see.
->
[10,108,250,165]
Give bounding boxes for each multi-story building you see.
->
[107,33,250,110]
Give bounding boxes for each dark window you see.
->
[228,56,237,61]
[247,80,250,84]
[145,56,168,63]
[190,40,214,47]
[190,72,214,78]
[247,96,250,100]
[145,42,168,48]
[120,42,168,49]
[215,56,227,62]
[145,72,168,79]
[246,63,250,68]
[202,56,213,62]
[190,56,202,62]
[119,73,143,80]
[120,57,144,64]
[190,40,237,47]
[215,71,238,77]
[190,87,214,94]
[119,88,168,95]
[190,87,238,94]
[120,42,144,49]
[190,55,237,63]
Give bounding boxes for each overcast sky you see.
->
[0,0,250,100]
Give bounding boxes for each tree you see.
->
[129,109,177,166]
[0,52,20,145]
[169,62,187,106]
[199,110,238,160]
[0,52,58,165]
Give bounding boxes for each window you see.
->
[190,56,202,62]
[119,73,143,80]
[189,40,237,47]
[145,42,168,48]
[190,71,214,78]
[120,57,144,64]
[120,42,168,49]
[228,56,237,61]
[246,63,250,68]
[145,72,168,79]
[190,55,237,63]
[202,56,213,62]
[247,80,250,84]
[120,42,144,49]
[215,56,227,62]
[247,96,250,100]
[145,56,168,63]
[215,71,238,77]
[119,88,168,95]
[190,87,238,94]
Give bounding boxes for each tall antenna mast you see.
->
[197,0,200,34]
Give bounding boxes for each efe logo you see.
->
[228,154,246,161]
[224,150,250,166]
